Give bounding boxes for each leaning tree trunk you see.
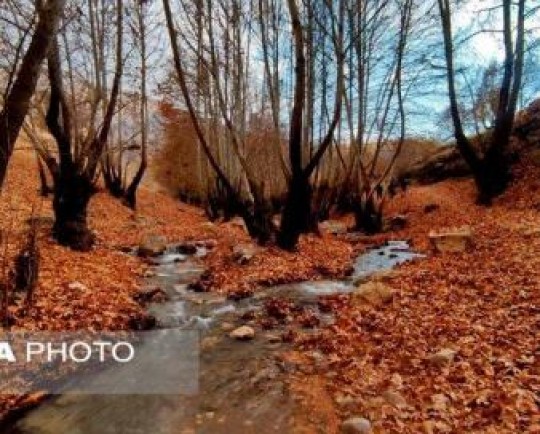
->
[37,154,52,197]
[52,166,95,251]
[123,159,147,209]
[0,0,65,189]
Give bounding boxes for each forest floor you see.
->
[289,152,540,433]
[0,147,539,432]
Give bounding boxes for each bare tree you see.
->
[102,0,151,209]
[0,0,65,189]
[438,0,526,204]
[38,0,124,250]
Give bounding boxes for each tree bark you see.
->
[437,0,526,204]
[0,0,65,189]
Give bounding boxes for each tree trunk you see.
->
[277,174,314,250]
[0,0,65,189]
[241,183,276,244]
[475,147,511,205]
[52,168,95,251]
[354,193,383,234]
[37,155,52,197]
[123,159,147,209]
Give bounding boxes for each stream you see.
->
[5,240,423,434]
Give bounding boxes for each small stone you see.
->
[232,244,259,265]
[67,281,88,293]
[266,333,281,343]
[197,239,217,249]
[429,348,457,366]
[353,281,395,305]
[229,325,255,340]
[429,226,473,253]
[320,220,348,235]
[128,314,156,330]
[143,270,156,278]
[133,287,167,303]
[431,393,449,412]
[387,214,408,231]
[340,417,372,434]
[382,390,407,409]
[221,322,235,332]
[389,373,403,389]
[138,235,167,257]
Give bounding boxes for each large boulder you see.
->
[352,281,395,305]
[429,226,473,253]
[138,235,167,257]
[400,146,470,185]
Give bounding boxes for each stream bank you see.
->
[6,240,423,433]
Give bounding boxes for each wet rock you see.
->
[229,325,255,341]
[321,220,348,235]
[429,226,473,253]
[176,242,198,255]
[138,235,167,257]
[188,281,207,292]
[232,244,259,265]
[221,322,235,332]
[266,333,282,343]
[67,281,88,293]
[340,417,372,434]
[353,281,395,305]
[128,314,156,330]
[429,348,457,366]
[227,288,254,301]
[133,287,167,304]
[387,214,408,231]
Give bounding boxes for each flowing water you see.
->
[5,240,424,434]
